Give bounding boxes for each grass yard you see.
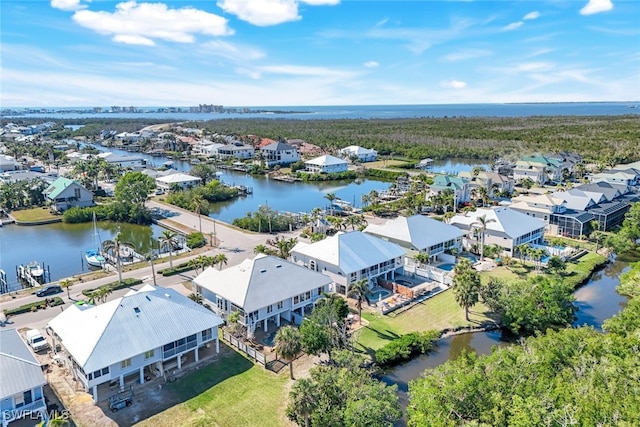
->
[9,207,59,222]
[364,159,413,169]
[136,350,289,427]
[356,290,491,354]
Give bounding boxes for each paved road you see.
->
[1,200,302,334]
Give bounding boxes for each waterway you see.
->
[384,258,631,425]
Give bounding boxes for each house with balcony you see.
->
[458,170,514,196]
[363,215,463,263]
[260,141,300,167]
[97,152,147,169]
[291,231,405,295]
[192,140,226,158]
[304,155,349,174]
[339,145,378,163]
[429,175,471,204]
[43,177,94,212]
[156,172,202,191]
[449,207,546,256]
[216,142,255,160]
[1,329,47,427]
[591,168,640,187]
[47,285,223,403]
[193,255,333,337]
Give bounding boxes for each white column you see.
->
[194,347,199,362]
[177,355,182,370]
[92,385,98,403]
[119,375,124,388]
[139,367,144,384]
[276,314,281,327]
[215,337,219,353]
[263,318,268,332]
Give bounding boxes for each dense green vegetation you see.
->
[407,261,640,426]
[374,331,440,368]
[164,180,239,213]
[232,205,298,232]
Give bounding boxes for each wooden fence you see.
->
[223,331,267,365]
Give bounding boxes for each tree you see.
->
[288,378,318,427]
[452,258,481,321]
[347,279,370,324]
[214,253,228,270]
[190,163,216,184]
[192,194,208,235]
[227,310,243,337]
[254,244,276,256]
[546,255,566,276]
[60,278,74,299]
[324,192,337,215]
[102,232,135,284]
[300,294,350,360]
[144,251,158,285]
[471,214,496,261]
[160,230,178,269]
[515,243,530,265]
[414,253,430,266]
[266,235,298,259]
[113,171,155,224]
[275,325,302,380]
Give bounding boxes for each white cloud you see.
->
[363,61,379,68]
[502,21,523,31]
[580,0,614,16]
[442,49,492,62]
[442,80,467,89]
[517,62,555,72]
[202,40,265,61]
[260,64,356,79]
[72,1,233,45]
[50,0,86,11]
[523,11,540,21]
[217,0,300,26]
[300,0,340,5]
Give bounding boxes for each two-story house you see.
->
[193,255,333,337]
[216,143,255,160]
[156,172,202,191]
[260,141,300,167]
[1,329,47,427]
[43,177,94,212]
[291,231,405,295]
[47,285,223,403]
[304,155,349,174]
[339,145,378,163]
[429,175,471,204]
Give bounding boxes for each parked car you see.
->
[25,329,49,352]
[35,285,62,297]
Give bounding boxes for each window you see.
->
[267,305,273,313]
[144,350,154,360]
[202,328,212,341]
[317,287,324,295]
[121,358,132,369]
[277,301,284,310]
[293,295,299,304]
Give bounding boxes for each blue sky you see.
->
[2,0,639,107]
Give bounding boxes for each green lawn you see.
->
[136,350,289,427]
[10,207,59,222]
[356,290,491,354]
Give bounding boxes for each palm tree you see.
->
[471,214,496,261]
[274,325,302,380]
[254,244,275,256]
[289,378,318,427]
[160,230,178,269]
[347,279,370,324]
[215,253,228,270]
[515,243,530,265]
[102,233,135,284]
[192,194,208,235]
[452,258,481,321]
[60,278,74,299]
[144,251,158,285]
[324,192,337,215]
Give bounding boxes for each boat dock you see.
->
[16,261,50,288]
[0,270,7,294]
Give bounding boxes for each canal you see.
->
[383,257,631,425]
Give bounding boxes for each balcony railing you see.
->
[2,398,47,423]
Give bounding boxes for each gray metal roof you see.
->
[47,286,223,373]
[0,329,46,399]
[364,215,463,251]
[193,255,333,312]
[450,207,546,239]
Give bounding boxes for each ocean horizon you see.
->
[3,102,639,120]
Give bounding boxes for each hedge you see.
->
[159,262,194,277]
[364,168,409,180]
[374,330,440,368]
[82,277,143,296]
[4,297,64,317]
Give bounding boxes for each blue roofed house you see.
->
[193,255,333,337]
[430,175,471,204]
[47,285,223,403]
[43,177,94,212]
[1,329,47,427]
[291,231,405,295]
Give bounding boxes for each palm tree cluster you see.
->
[515,243,549,271]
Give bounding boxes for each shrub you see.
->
[187,232,206,249]
[81,277,143,296]
[4,297,65,317]
[374,330,440,367]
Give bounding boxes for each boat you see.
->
[85,213,105,268]
[25,261,45,278]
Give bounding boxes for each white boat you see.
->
[26,261,44,278]
[85,213,105,268]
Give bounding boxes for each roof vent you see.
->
[275,264,282,268]
[165,293,170,298]
[260,269,267,273]
[145,295,151,301]
[134,307,140,313]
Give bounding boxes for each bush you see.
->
[81,277,142,296]
[159,262,194,276]
[4,297,65,317]
[187,232,206,249]
[364,168,409,180]
[374,330,440,367]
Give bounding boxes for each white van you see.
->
[25,329,49,352]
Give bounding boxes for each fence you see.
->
[223,331,267,365]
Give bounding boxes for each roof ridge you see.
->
[0,351,41,367]
[81,298,121,369]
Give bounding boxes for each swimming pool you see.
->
[437,263,456,271]
[369,289,392,301]
[396,279,417,288]
[462,254,478,262]
[261,331,277,347]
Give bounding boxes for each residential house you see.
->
[194,255,333,337]
[291,231,405,294]
[260,141,300,167]
[1,329,47,427]
[47,285,223,402]
[512,153,579,184]
[553,185,631,231]
[156,173,202,191]
[458,170,514,196]
[429,175,471,204]
[512,159,549,184]
[591,168,640,186]
[449,207,546,256]
[363,215,463,263]
[216,142,255,160]
[192,140,225,158]
[97,152,147,169]
[339,145,378,163]
[0,155,21,172]
[43,177,94,212]
[304,155,349,174]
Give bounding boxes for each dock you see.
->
[16,261,50,288]
[0,270,7,294]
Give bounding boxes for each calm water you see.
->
[385,258,631,425]
[0,221,166,290]
[5,103,638,120]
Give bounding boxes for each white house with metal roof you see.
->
[1,329,47,427]
[304,155,349,174]
[449,207,546,256]
[156,172,202,190]
[47,285,223,403]
[193,255,333,337]
[339,145,378,162]
[364,215,463,263]
[291,231,405,295]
